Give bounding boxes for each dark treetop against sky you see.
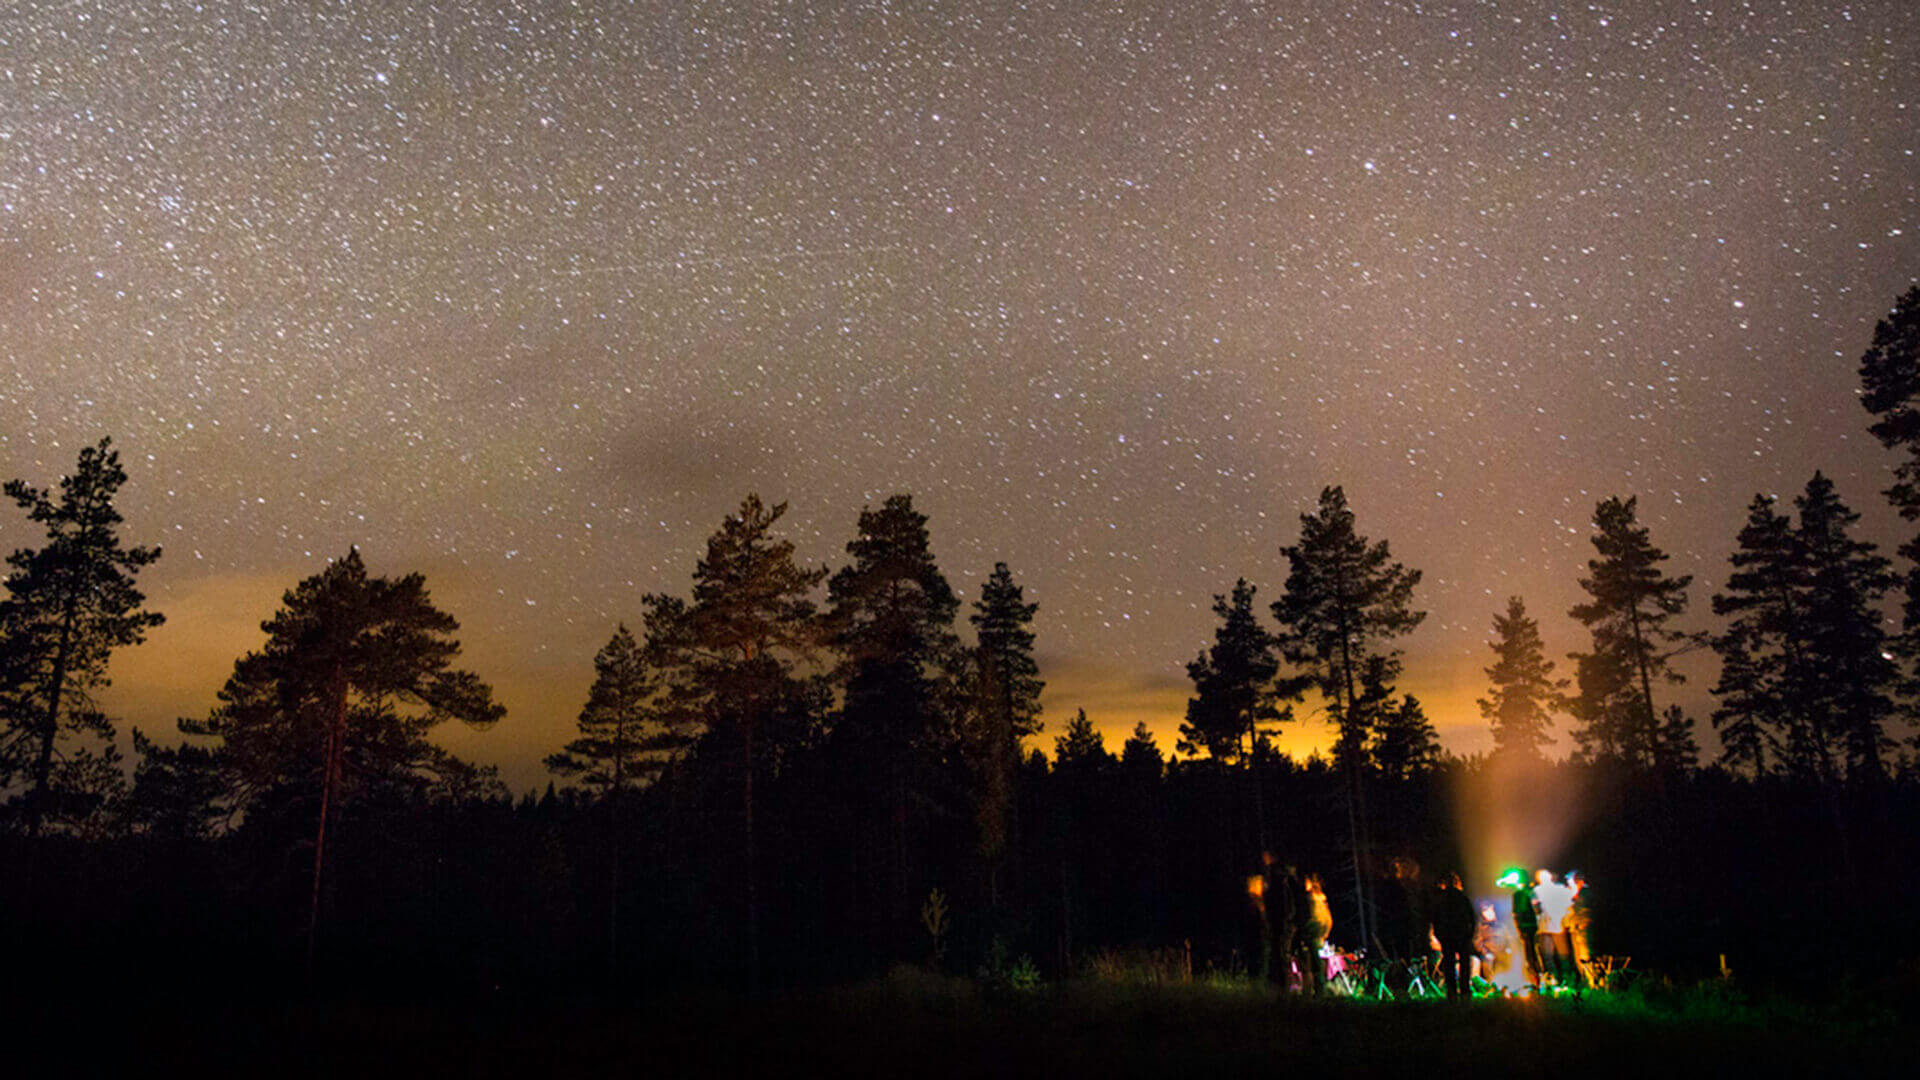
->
[3,0,1915,790]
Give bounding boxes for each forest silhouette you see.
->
[2,286,1919,1003]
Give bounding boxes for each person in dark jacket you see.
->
[1271,862,1301,991]
[1498,867,1542,988]
[1431,872,1478,999]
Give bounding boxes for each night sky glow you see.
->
[3,0,1915,790]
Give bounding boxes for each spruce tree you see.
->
[1567,496,1697,771]
[971,562,1043,738]
[180,548,503,968]
[1,438,163,833]
[1373,694,1441,782]
[1710,495,1801,778]
[1053,708,1112,772]
[1711,476,1897,781]
[966,561,1042,906]
[1795,473,1898,780]
[1120,720,1164,780]
[1655,704,1700,774]
[1179,579,1284,763]
[1477,596,1566,759]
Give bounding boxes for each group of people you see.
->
[1498,867,1592,993]
[1253,857,1595,1000]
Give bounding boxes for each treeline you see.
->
[1,286,1918,996]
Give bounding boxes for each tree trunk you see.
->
[307,663,348,977]
[1336,627,1375,953]
[608,724,626,982]
[1627,609,1660,767]
[25,593,81,837]
[743,708,759,994]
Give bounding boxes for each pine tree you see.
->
[1858,284,1920,634]
[643,495,824,988]
[545,623,685,977]
[1179,579,1285,764]
[125,730,226,840]
[1272,488,1425,762]
[1567,496,1697,771]
[179,548,503,968]
[829,495,960,672]
[1271,486,1424,949]
[825,494,962,953]
[546,624,672,800]
[0,438,163,833]
[1477,597,1566,759]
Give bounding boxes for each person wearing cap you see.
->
[1498,868,1541,988]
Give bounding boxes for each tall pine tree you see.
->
[1271,486,1424,949]
[546,624,673,800]
[1858,284,1920,640]
[643,494,824,989]
[1567,496,1697,771]
[825,494,962,956]
[1,438,164,833]
[545,622,684,977]
[180,548,503,968]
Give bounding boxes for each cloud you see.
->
[594,413,772,505]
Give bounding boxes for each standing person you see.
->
[1272,863,1302,991]
[1497,868,1542,988]
[1298,873,1333,994]
[1533,869,1576,989]
[1565,871,1593,989]
[1431,872,1478,1000]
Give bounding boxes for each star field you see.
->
[3,0,1916,788]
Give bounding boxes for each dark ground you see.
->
[13,971,1912,1079]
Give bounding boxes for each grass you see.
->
[18,969,1912,1078]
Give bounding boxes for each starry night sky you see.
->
[3,0,1915,790]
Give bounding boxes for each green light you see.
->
[1496,868,1527,889]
